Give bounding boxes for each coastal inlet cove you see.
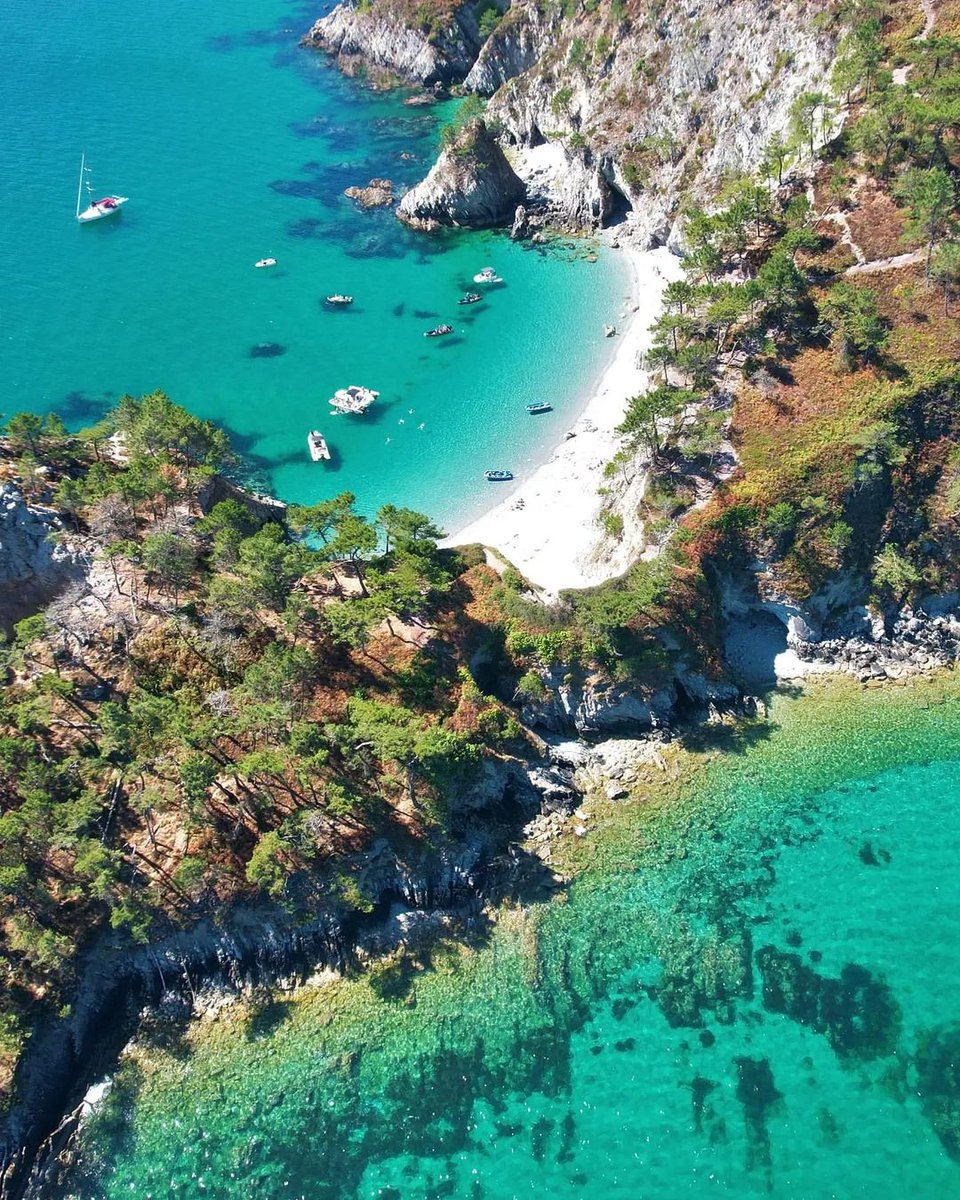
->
[0,0,624,532]
[3,0,960,1199]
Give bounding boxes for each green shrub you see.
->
[516,671,548,701]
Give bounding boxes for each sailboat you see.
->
[76,154,128,223]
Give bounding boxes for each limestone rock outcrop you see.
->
[397,118,526,230]
[301,0,483,87]
[0,484,89,628]
[308,0,839,237]
[463,2,556,96]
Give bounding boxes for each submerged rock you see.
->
[344,178,395,208]
[397,118,526,231]
[916,1023,960,1161]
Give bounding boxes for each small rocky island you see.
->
[344,177,395,208]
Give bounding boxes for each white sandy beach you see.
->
[442,243,684,596]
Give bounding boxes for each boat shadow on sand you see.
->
[314,444,345,472]
[248,342,287,359]
[319,302,364,315]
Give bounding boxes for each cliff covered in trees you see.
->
[0,391,730,1193]
[7,0,960,1189]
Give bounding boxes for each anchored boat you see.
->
[307,431,331,461]
[75,154,128,223]
[424,324,453,338]
[473,267,502,284]
[324,294,353,306]
[526,403,553,415]
[329,385,379,415]
[458,292,482,305]
[255,258,277,268]
[484,470,513,482]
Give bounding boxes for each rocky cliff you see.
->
[483,0,839,240]
[0,485,89,629]
[305,0,841,238]
[397,117,526,229]
[301,0,484,87]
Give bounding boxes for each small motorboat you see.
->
[307,431,331,462]
[325,294,353,305]
[424,324,454,338]
[255,258,277,268]
[473,267,503,284]
[458,292,482,305]
[484,470,513,482]
[526,403,553,415]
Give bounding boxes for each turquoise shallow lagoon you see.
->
[78,678,960,1198]
[0,0,625,527]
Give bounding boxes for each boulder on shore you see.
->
[397,119,526,231]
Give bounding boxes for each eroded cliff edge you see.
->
[304,0,840,238]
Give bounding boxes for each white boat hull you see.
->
[307,432,331,461]
[78,196,128,223]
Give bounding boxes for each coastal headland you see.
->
[5,0,960,1195]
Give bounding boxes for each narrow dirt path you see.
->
[819,210,867,265]
[845,249,925,276]
[919,0,936,40]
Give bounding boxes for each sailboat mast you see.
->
[76,154,85,219]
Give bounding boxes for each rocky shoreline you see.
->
[6,572,960,1199]
[301,0,839,241]
[0,655,753,1200]
[790,604,960,683]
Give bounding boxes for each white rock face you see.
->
[483,0,839,236]
[0,484,90,626]
[397,119,526,230]
[463,2,557,95]
[302,0,482,86]
[307,0,840,236]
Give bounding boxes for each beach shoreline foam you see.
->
[441,243,684,596]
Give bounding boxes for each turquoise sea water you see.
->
[0,0,624,527]
[77,680,960,1199]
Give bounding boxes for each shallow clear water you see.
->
[0,0,624,527]
[78,678,960,1198]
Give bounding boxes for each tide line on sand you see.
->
[442,244,684,597]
